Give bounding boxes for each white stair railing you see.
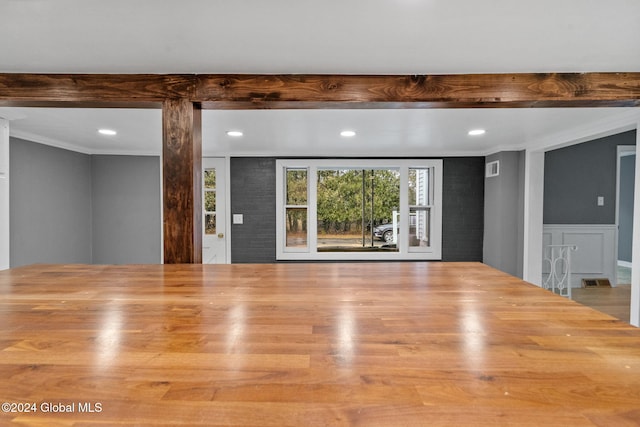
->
[543,244,578,299]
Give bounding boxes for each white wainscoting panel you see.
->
[543,224,617,287]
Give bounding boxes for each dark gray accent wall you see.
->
[230,157,277,263]
[10,138,92,266]
[483,151,525,277]
[91,155,162,264]
[544,130,636,224]
[441,157,485,262]
[230,157,485,263]
[619,154,635,263]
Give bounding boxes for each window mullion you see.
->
[399,165,409,255]
[308,166,318,254]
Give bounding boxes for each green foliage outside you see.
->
[286,170,308,233]
[204,170,216,189]
[287,168,400,235]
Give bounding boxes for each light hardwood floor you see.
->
[1,263,639,426]
[573,285,632,324]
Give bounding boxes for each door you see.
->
[203,157,227,264]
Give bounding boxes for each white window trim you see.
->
[276,159,442,261]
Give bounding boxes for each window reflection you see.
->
[95,303,122,370]
[335,305,356,366]
[460,304,486,370]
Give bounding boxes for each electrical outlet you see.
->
[597,196,604,206]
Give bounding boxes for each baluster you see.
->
[543,244,578,298]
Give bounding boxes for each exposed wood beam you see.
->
[162,99,202,264]
[195,73,640,109]
[0,73,194,105]
[1,73,639,108]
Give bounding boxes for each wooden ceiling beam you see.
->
[0,73,194,105]
[195,73,640,108]
[0,72,639,108]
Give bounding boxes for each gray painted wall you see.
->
[544,130,637,224]
[483,151,525,277]
[230,157,485,263]
[619,154,635,263]
[10,139,162,266]
[10,138,92,266]
[91,155,162,264]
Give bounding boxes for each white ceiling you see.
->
[1,1,639,156]
[2,0,640,74]
[1,107,638,157]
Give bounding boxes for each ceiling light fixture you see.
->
[226,130,243,137]
[340,130,356,137]
[98,129,117,136]
[468,129,486,136]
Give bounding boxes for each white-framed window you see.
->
[276,159,442,261]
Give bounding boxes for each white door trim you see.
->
[631,127,640,326]
[225,156,232,264]
[523,149,544,286]
[0,118,9,270]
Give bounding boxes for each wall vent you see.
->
[485,160,499,178]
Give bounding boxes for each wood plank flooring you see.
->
[1,262,639,426]
[573,285,632,324]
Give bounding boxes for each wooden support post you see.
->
[162,99,202,264]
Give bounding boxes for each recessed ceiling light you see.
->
[340,130,356,137]
[226,131,243,137]
[468,129,486,136]
[98,129,117,136]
